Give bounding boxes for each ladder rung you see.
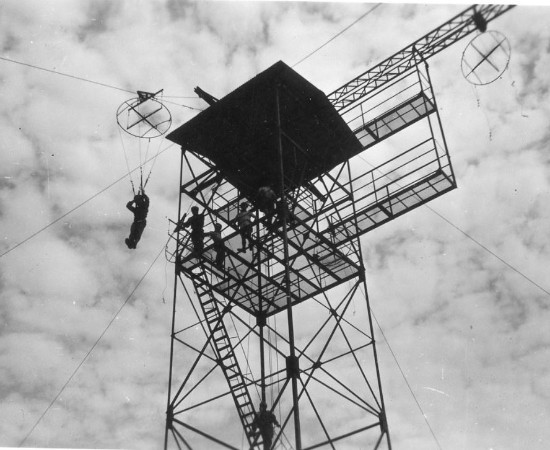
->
[244,420,255,428]
[230,382,244,391]
[207,313,221,322]
[208,318,221,327]
[228,373,242,382]
[206,308,219,317]
[238,404,253,413]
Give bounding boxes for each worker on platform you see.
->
[176,206,205,254]
[252,401,280,450]
[205,222,225,269]
[257,185,277,226]
[274,197,296,228]
[125,190,149,249]
[236,201,254,253]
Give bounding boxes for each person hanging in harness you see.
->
[175,206,205,254]
[125,190,150,249]
[252,401,280,450]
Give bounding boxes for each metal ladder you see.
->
[191,265,261,448]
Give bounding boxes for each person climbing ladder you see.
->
[252,401,280,450]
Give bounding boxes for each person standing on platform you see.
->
[257,185,277,226]
[176,206,205,254]
[205,222,225,268]
[236,202,254,253]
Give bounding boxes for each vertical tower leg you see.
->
[347,157,392,450]
[275,84,302,450]
[164,148,184,449]
[360,272,392,450]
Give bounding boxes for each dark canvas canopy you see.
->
[167,61,362,200]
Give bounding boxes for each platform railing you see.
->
[321,140,455,244]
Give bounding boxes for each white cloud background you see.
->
[0,1,549,449]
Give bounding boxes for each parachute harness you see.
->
[116,89,172,195]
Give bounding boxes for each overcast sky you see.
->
[1,1,549,449]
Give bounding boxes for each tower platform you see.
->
[175,212,362,318]
[167,59,456,317]
[166,61,363,202]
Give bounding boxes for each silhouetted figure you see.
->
[257,186,277,226]
[176,206,205,254]
[236,202,253,253]
[125,191,149,249]
[274,198,296,228]
[205,223,225,269]
[252,402,280,450]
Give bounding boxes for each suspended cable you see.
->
[357,154,550,299]
[161,246,170,304]
[353,153,550,448]
[0,143,175,259]
[292,3,382,68]
[274,313,281,423]
[470,84,493,141]
[0,55,134,95]
[268,319,274,403]
[118,127,137,195]
[162,95,202,99]
[0,55,201,110]
[364,294,443,450]
[162,97,204,111]
[226,310,260,399]
[143,135,167,189]
[19,239,168,447]
[425,204,550,298]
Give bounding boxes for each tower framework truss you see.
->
[163,5,514,449]
[328,4,514,111]
[164,55,451,449]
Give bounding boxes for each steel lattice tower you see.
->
[163,5,514,449]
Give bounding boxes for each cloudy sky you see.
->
[1,1,549,449]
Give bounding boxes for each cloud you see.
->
[1,2,550,450]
